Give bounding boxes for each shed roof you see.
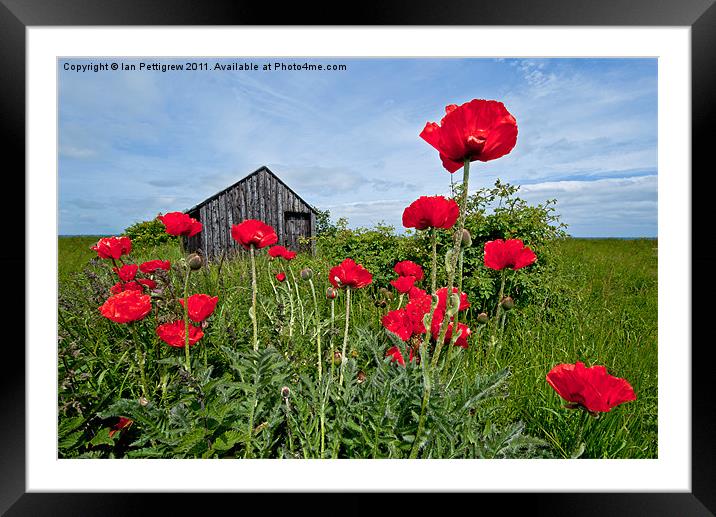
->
[185,165,318,214]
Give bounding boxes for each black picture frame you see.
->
[2,1,713,515]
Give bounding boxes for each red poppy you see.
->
[382,310,413,341]
[402,196,459,230]
[139,260,171,273]
[430,311,471,348]
[138,278,157,290]
[179,293,219,322]
[546,362,637,413]
[156,320,204,348]
[108,417,133,438]
[275,272,287,282]
[99,290,152,324]
[268,245,297,260]
[328,258,373,289]
[386,346,415,367]
[435,287,470,312]
[484,239,537,270]
[91,236,132,260]
[408,286,427,300]
[390,275,416,294]
[110,281,141,295]
[113,264,138,282]
[158,212,203,237]
[393,260,424,281]
[231,219,278,250]
[385,346,406,366]
[420,99,518,173]
[404,293,433,336]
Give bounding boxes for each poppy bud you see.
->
[281,386,290,399]
[444,249,456,274]
[379,287,394,301]
[477,312,489,324]
[138,396,149,407]
[461,229,472,247]
[187,253,203,270]
[326,287,337,299]
[447,292,461,316]
[300,267,313,281]
[500,296,515,310]
[333,350,342,365]
[357,371,367,384]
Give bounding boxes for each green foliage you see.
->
[124,218,176,249]
[315,218,425,288]
[313,206,337,236]
[57,221,657,459]
[315,179,570,315]
[283,327,550,458]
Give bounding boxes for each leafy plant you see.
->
[124,218,177,249]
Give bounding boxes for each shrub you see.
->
[315,180,569,313]
[124,218,176,249]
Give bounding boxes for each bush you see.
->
[123,218,176,249]
[315,179,569,313]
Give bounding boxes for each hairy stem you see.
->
[339,287,352,386]
[431,227,437,294]
[330,298,336,378]
[432,158,470,368]
[492,270,506,339]
[444,249,465,376]
[250,245,258,351]
[183,266,191,373]
[309,278,322,382]
[410,295,438,459]
[129,323,148,398]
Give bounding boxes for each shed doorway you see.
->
[284,211,311,252]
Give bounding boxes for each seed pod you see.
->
[300,267,313,281]
[187,253,203,270]
[500,296,515,310]
[461,229,472,247]
[281,386,291,399]
[476,312,489,324]
[326,287,338,299]
[333,350,342,365]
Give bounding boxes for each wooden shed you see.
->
[183,166,317,260]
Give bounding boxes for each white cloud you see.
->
[518,175,657,237]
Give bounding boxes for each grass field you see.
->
[58,236,657,459]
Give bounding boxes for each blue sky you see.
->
[59,57,657,237]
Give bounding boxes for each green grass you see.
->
[57,236,657,459]
[483,238,658,458]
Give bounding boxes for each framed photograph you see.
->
[4,0,714,514]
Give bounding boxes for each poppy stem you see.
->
[250,245,259,351]
[330,297,336,378]
[444,249,465,377]
[432,158,470,368]
[410,295,438,459]
[308,278,322,382]
[129,323,149,398]
[339,287,352,386]
[492,270,506,339]
[431,227,438,294]
[183,266,191,373]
